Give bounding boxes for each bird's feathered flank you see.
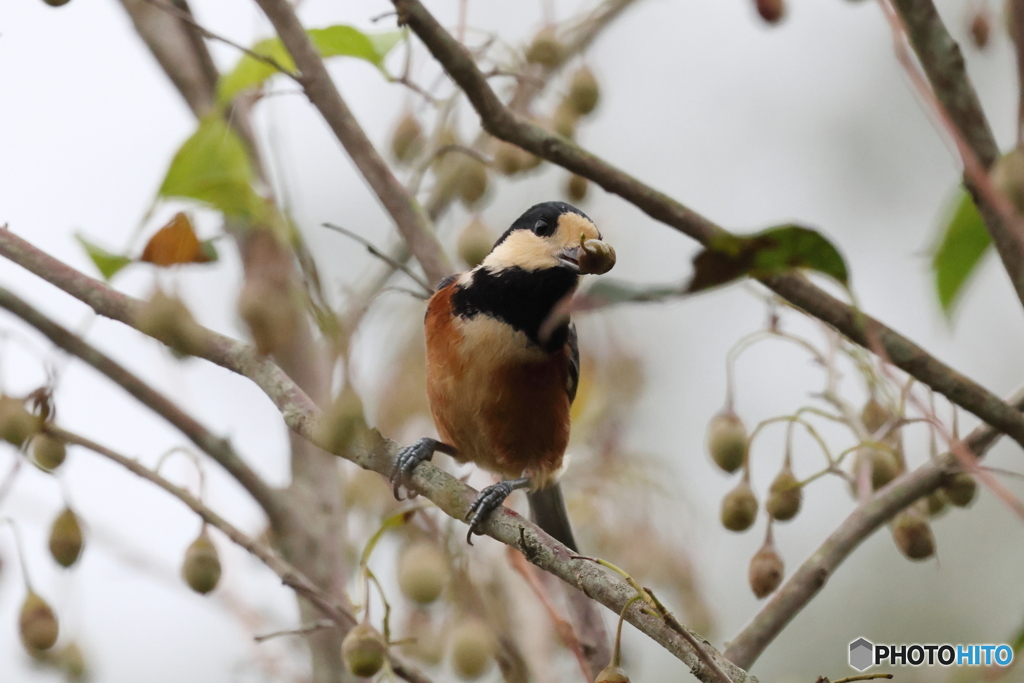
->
[424,281,574,488]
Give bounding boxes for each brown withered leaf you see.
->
[140,213,211,266]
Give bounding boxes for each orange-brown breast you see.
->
[424,283,571,485]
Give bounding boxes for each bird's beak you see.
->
[556,246,583,273]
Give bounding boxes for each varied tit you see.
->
[390,201,616,547]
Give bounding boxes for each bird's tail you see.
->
[527,483,578,553]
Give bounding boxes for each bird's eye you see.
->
[533,219,554,237]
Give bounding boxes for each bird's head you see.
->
[481,201,616,276]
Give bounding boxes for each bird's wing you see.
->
[565,322,580,405]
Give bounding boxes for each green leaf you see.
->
[75,234,132,280]
[217,38,295,105]
[217,26,402,104]
[932,187,991,315]
[158,114,265,219]
[686,224,849,293]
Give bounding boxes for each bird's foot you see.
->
[465,477,531,544]
[390,438,454,500]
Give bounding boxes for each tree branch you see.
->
[389,0,1024,451]
[46,425,433,683]
[724,388,1023,669]
[251,0,454,287]
[889,0,1024,309]
[0,229,754,683]
[0,282,287,528]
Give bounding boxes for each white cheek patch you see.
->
[482,230,559,271]
[555,213,600,247]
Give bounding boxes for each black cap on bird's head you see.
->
[482,201,616,275]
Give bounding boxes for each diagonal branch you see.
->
[46,425,433,683]
[0,229,753,683]
[389,0,1024,451]
[723,388,1024,669]
[251,0,454,287]
[0,283,287,529]
[889,0,1024,310]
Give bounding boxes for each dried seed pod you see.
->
[578,239,616,275]
[397,542,449,605]
[565,174,589,203]
[315,387,368,455]
[993,148,1024,215]
[755,0,785,23]
[891,509,935,560]
[860,397,891,435]
[400,609,445,665]
[706,409,748,473]
[766,466,802,521]
[567,66,600,116]
[237,278,298,356]
[748,540,784,598]
[493,141,527,175]
[431,127,461,174]
[969,9,990,49]
[391,112,425,163]
[944,472,977,507]
[926,490,949,517]
[457,218,494,268]
[456,158,489,207]
[525,27,564,67]
[342,622,387,678]
[450,617,495,680]
[551,101,578,139]
[136,290,206,357]
[57,642,87,681]
[31,433,67,472]
[0,395,40,447]
[48,507,84,568]
[854,447,900,491]
[181,528,221,594]
[721,480,758,532]
[20,591,59,652]
[595,666,630,683]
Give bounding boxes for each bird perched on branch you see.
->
[391,201,616,548]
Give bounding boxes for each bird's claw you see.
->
[465,479,529,544]
[390,438,438,500]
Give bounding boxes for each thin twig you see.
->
[46,424,434,683]
[0,283,286,527]
[389,0,1024,449]
[887,0,1024,309]
[254,620,336,643]
[723,388,1024,669]
[252,0,455,286]
[142,0,298,81]
[0,230,756,683]
[322,223,432,296]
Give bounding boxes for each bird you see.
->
[390,201,616,549]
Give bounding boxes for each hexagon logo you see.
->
[849,638,874,671]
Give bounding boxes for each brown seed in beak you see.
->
[578,239,616,275]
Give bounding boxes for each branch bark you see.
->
[389,0,1024,451]
[0,282,285,527]
[0,230,753,683]
[889,0,1024,309]
[46,425,433,683]
[251,0,454,287]
[723,389,1022,669]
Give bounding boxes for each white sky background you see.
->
[2,0,1024,681]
